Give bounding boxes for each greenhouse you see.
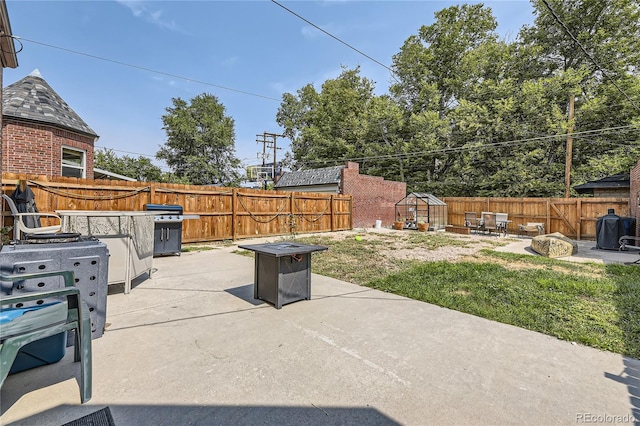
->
[394,193,448,230]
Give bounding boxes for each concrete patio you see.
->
[1,235,639,425]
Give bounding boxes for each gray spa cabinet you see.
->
[237,242,328,309]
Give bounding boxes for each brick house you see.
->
[275,162,406,228]
[2,70,99,179]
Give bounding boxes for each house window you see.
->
[62,147,86,178]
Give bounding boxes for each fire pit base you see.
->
[238,242,328,309]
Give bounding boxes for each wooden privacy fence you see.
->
[443,197,631,240]
[1,174,353,242]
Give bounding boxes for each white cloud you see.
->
[115,0,181,32]
[222,56,240,68]
[270,65,344,97]
[300,21,342,40]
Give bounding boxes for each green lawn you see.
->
[293,233,640,359]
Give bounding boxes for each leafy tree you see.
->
[158,93,241,186]
[391,3,499,115]
[277,66,427,183]
[520,0,640,77]
[94,148,164,182]
[277,66,374,169]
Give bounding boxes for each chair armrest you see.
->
[14,212,61,220]
[619,236,640,250]
[0,271,79,307]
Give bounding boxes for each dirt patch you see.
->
[197,227,507,262]
[305,227,504,262]
[188,227,614,277]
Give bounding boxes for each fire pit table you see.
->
[238,242,328,309]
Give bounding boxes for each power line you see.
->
[94,146,174,171]
[95,146,158,159]
[270,0,399,83]
[540,0,640,113]
[12,36,281,102]
[295,124,640,166]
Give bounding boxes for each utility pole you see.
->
[256,132,284,189]
[564,94,575,198]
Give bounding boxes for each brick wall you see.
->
[2,118,95,179]
[630,159,640,235]
[340,161,406,228]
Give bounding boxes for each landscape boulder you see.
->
[530,232,578,258]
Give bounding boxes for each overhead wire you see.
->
[270,0,399,83]
[12,36,281,102]
[293,124,640,167]
[540,0,640,113]
[10,36,283,169]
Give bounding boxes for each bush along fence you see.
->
[1,173,353,243]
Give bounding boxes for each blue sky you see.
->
[4,0,535,175]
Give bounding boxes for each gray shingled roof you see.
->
[409,192,447,206]
[574,174,629,193]
[275,165,344,188]
[2,70,97,137]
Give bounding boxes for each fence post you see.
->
[546,198,551,235]
[150,182,156,205]
[330,194,335,232]
[576,198,582,240]
[290,192,295,234]
[232,188,237,241]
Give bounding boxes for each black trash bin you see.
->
[595,209,626,250]
[621,217,636,237]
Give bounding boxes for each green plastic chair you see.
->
[0,270,92,403]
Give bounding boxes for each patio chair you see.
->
[619,236,640,251]
[496,213,509,236]
[2,194,62,240]
[464,212,480,232]
[517,222,545,237]
[480,212,497,235]
[0,270,92,403]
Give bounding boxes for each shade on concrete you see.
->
[1,240,639,425]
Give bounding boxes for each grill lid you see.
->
[144,204,183,214]
[22,232,83,244]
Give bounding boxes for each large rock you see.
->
[530,232,578,258]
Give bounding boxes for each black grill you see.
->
[144,204,183,256]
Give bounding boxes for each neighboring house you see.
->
[2,70,99,179]
[93,168,136,181]
[275,162,406,228]
[573,174,630,198]
[275,165,345,194]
